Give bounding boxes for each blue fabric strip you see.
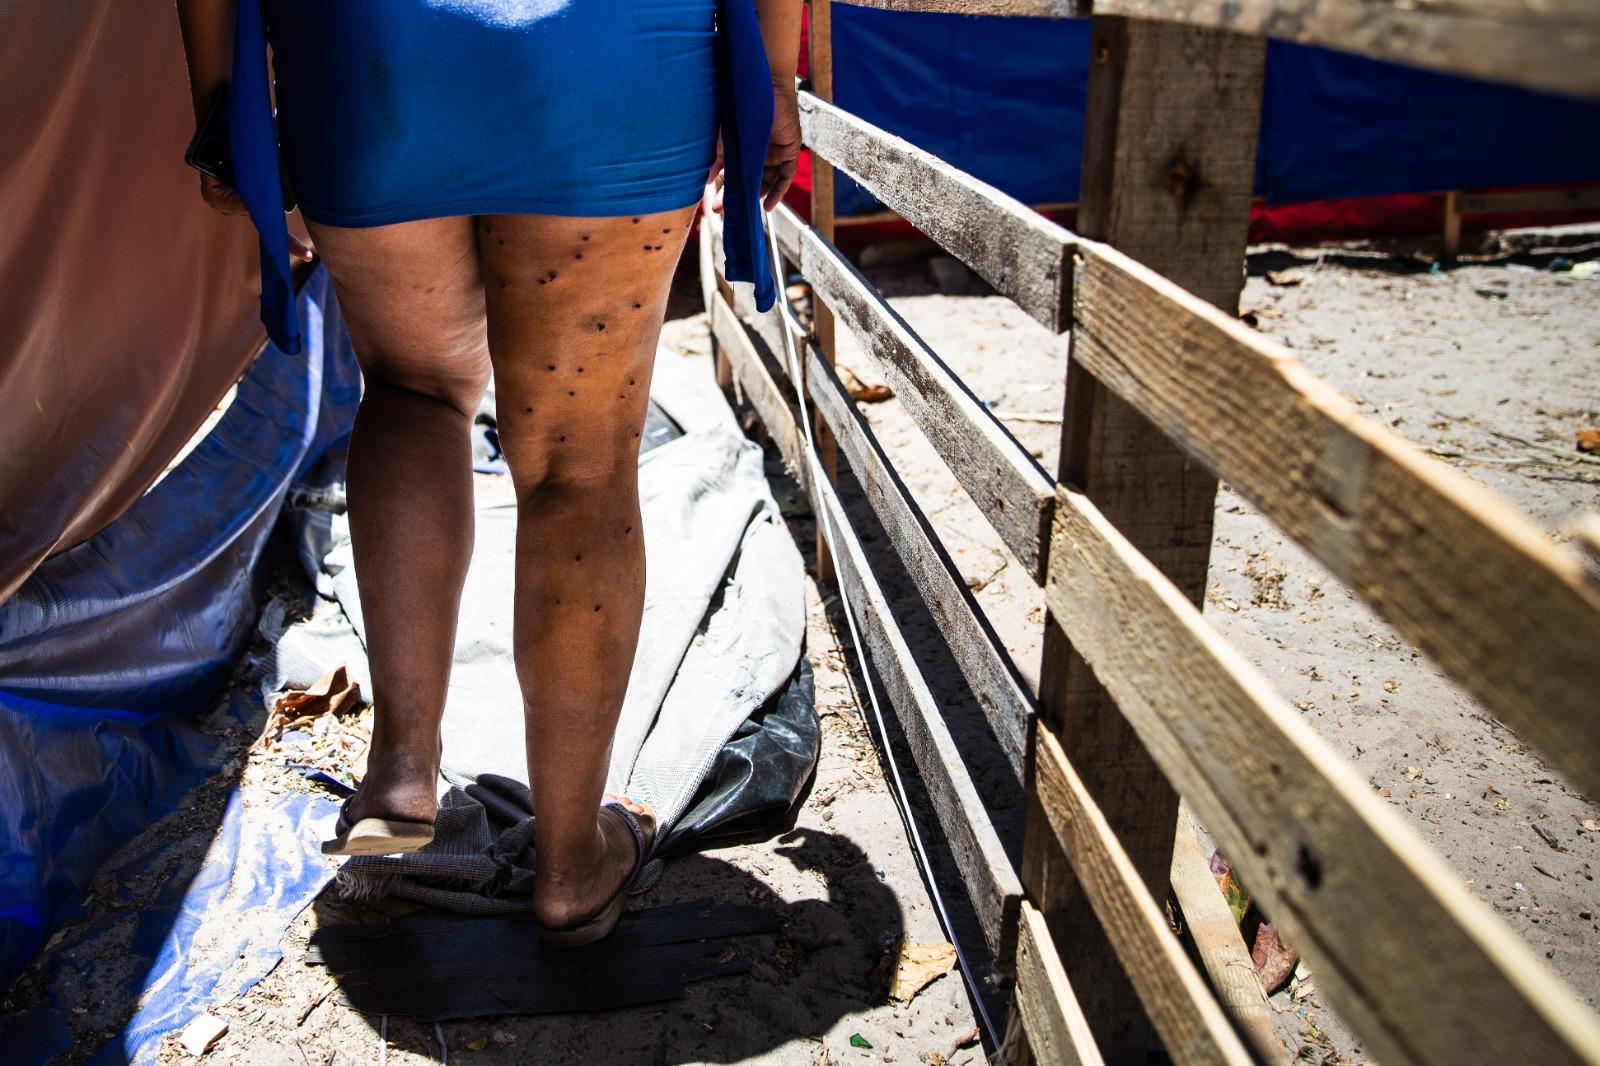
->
[230,0,301,355]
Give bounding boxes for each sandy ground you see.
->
[822,228,1600,1063]
[6,230,1597,1066]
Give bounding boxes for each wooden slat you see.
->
[806,343,1035,779]
[1456,187,1600,215]
[838,0,1076,14]
[1044,481,1600,1066]
[1071,238,1600,809]
[797,91,1076,333]
[773,205,1057,585]
[1091,0,1600,98]
[814,443,1025,959]
[1170,807,1284,1063]
[1015,902,1107,1066]
[1034,725,1256,1066]
[707,290,809,496]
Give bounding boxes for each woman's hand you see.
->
[198,172,315,262]
[707,80,802,214]
[761,80,800,211]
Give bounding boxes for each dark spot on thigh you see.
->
[483,222,493,233]
[575,252,583,260]
[575,554,583,561]
[618,394,625,400]
[555,597,562,604]
[628,379,635,385]
[631,217,640,224]
[581,234,590,241]
[653,245,663,251]
[632,302,642,310]
[549,271,558,280]
[524,405,533,413]
[498,278,508,288]
[497,238,505,246]
[558,434,567,442]
[661,227,670,234]
[539,279,546,285]
[577,367,584,373]
[568,390,576,396]
[593,604,601,612]
[596,322,605,332]
[547,364,557,371]
[624,525,632,534]
[643,245,653,252]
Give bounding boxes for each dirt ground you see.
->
[6,228,1597,1066]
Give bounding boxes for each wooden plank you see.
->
[1026,18,1266,1062]
[1091,0,1600,99]
[1015,902,1108,1066]
[808,0,840,588]
[1070,238,1600,809]
[1035,726,1256,1066]
[837,0,1077,14]
[814,448,1025,959]
[796,91,1076,333]
[699,195,734,394]
[773,205,1057,585]
[806,343,1034,780]
[1044,481,1600,1066]
[1170,807,1284,1063]
[1456,187,1600,215]
[708,290,809,497]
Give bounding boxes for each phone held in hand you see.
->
[184,87,235,187]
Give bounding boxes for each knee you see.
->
[363,358,492,420]
[499,430,639,506]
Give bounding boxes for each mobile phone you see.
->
[184,87,235,187]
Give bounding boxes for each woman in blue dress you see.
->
[175,0,800,944]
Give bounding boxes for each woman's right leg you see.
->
[305,216,492,826]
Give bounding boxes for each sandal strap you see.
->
[602,800,651,895]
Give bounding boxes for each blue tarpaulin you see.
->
[829,7,1600,216]
[2,788,340,1065]
[0,267,360,993]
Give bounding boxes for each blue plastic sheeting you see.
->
[829,7,1600,216]
[1,787,339,1066]
[0,267,360,992]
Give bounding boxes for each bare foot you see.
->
[533,795,657,930]
[341,742,440,826]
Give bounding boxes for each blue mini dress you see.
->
[228,0,777,354]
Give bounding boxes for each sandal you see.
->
[538,799,655,947]
[320,801,435,857]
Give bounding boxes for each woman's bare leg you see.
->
[478,207,696,928]
[304,216,492,826]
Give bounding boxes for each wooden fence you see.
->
[701,2,1600,1062]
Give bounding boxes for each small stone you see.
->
[178,1014,228,1057]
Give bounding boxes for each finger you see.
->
[761,159,799,212]
[288,234,316,262]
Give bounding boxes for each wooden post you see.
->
[1020,17,1265,1064]
[1442,190,1462,260]
[808,0,839,585]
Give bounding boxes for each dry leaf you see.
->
[838,365,893,404]
[889,942,957,1003]
[1576,428,1600,454]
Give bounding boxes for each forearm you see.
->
[753,0,803,88]
[175,0,237,122]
